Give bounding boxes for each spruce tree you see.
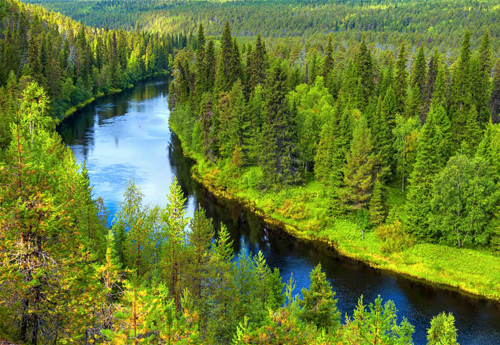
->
[195,24,206,95]
[462,105,482,156]
[411,44,427,102]
[449,31,472,146]
[247,34,267,92]
[474,31,492,127]
[372,96,392,181]
[260,61,298,187]
[382,86,398,131]
[300,264,341,332]
[394,42,409,115]
[204,39,216,92]
[322,34,334,80]
[341,111,376,211]
[405,107,443,238]
[369,176,387,225]
[426,48,440,112]
[354,37,374,108]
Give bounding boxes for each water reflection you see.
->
[58,76,500,345]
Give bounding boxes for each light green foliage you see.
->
[393,114,420,192]
[427,313,459,345]
[341,296,414,345]
[430,155,499,247]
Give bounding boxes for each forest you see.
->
[0,0,499,343]
[168,22,500,298]
[27,0,500,57]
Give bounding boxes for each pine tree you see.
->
[427,313,459,345]
[300,264,341,332]
[231,37,244,85]
[161,178,189,311]
[309,51,318,85]
[186,207,214,302]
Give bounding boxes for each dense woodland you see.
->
[0,0,187,126]
[170,22,500,250]
[0,0,496,344]
[28,0,500,57]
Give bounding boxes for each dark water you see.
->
[58,76,500,345]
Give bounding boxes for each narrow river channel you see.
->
[58,76,500,345]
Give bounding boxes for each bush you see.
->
[376,221,414,253]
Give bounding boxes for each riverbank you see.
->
[60,72,169,121]
[170,122,500,302]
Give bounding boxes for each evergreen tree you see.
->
[354,37,374,108]
[449,31,472,146]
[427,313,459,345]
[473,31,492,127]
[369,176,387,225]
[322,34,334,80]
[341,111,376,211]
[247,34,268,92]
[161,177,189,311]
[260,61,298,186]
[405,107,444,238]
[300,264,341,332]
[426,48,440,112]
[490,60,500,123]
[394,42,409,115]
[372,96,392,181]
[382,86,398,131]
[411,44,427,120]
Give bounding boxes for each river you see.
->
[58,76,500,345]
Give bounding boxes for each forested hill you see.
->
[0,0,187,124]
[25,0,500,56]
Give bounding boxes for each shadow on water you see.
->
[59,76,500,345]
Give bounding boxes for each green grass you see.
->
[172,123,500,301]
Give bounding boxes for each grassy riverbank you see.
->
[171,123,500,301]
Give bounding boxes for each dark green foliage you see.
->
[341,111,376,211]
[0,0,179,119]
[260,61,299,186]
[394,42,409,115]
[369,177,387,226]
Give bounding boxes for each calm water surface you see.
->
[58,76,500,345]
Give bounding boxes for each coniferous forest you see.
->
[1,0,500,344]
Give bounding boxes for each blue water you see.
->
[58,76,500,345]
